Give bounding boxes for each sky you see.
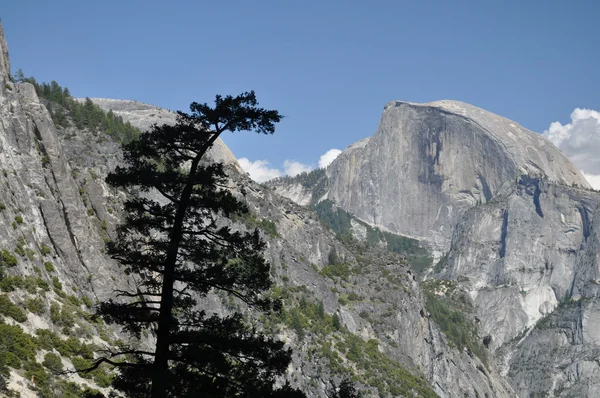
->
[2,1,599,186]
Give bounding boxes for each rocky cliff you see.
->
[0,22,517,398]
[273,100,589,250]
[76,97,241,169]
[271,97,600,396]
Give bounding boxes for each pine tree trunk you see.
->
[151,155,202,398]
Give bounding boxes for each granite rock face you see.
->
[440,180,600,343]
[83,97,241,169]
[326,101,589,248]
[441,180,600,397]
[0,81,128,305]
[0,22,9,85]
[272,98,600,396]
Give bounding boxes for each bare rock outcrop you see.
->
[326,100,589,248]
[81,97,242,169]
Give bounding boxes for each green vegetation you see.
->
[81,296,93,309]
[22,358,105,398]
[0,275,50,293]
[19,75,141,144]
[0,323,38,369]
[320,262,352,281]
[314,200,354,242]
[422,280,487,366]
[0,248,18,268]
[14,237,27,257]
[50,303,74,328]
[71,356,113,388]
[313,200,432,274]
[25,296,46,315]
[271,168,329,201]
[44,261,55,272]
[269,287,438,397]
[35,329,95,359]
[39,244,52,256]
[52,276,63,291]
[0,294,27,322]
[238,211,279,237]
[433,253,449,274]
[42,352,64,373]
[14,215,23,224]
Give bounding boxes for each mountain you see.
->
[0,22,516,398]
[273,100,589,248]
[272,99,600,396]
[2,18,599,398]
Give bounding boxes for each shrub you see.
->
[258,219,278,237]
[44,261,55,272]
[39,244,52,256]
[332,313,341,330]
[25,297,46,315]
[0,323,38,368]
[0,249,18,267]
[0,276,24,292]
[0,295,27,322]
[14,245,25,257]
[71,357,92,376]
[81,296,92,309]
[50,303,75,328]
[24,361,51,392]
[42,352,63,373]
[52,276,62,291]
[14,215,23,224]
[36,277,51,292]
[67,295,81,306]
[320,262,351,281]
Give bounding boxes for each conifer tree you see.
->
[95,92,305,398]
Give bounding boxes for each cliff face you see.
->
[440,181,600,342]
[441,180,600,397]
[0,22,9,85]
[326,101,589,248]
[0,64,126,304]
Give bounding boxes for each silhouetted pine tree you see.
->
[94,92,305,398]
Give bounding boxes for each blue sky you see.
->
[2,1,600,182]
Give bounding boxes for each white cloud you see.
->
[544,108,600,189]
[582,172,600,191]
[283,160,313,177]
[238,158,282,183]
[238,148,345,183]
[318,148,342,168]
